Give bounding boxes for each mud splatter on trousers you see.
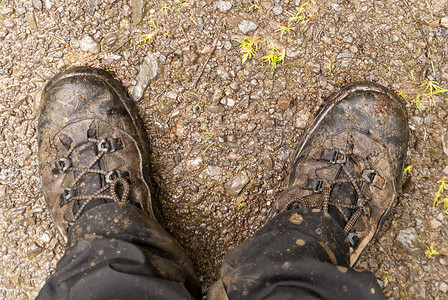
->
[37,203,384,299]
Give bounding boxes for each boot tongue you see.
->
[319,156,359,229]
[71,124,109,216]
[282,151,363,230]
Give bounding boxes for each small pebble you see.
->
[278,94,291,110]
[224,172,250,196]
[2,20,15,28]
[33,0,43,10]
[238,20,258,34]
[216,1,232,13]
[429,219,442,229]
[272,5,283,15]
[80,35,100,54]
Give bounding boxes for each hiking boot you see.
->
[38,67,154,243]
[268,82,408,266]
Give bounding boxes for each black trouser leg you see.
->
[208,208,385,300]
[37,202,200,300]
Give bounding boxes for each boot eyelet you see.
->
[330,150,347,164]
[106,170,130,183]
[105,170,117,183]
[97,139,110,153]
[55,158,72,173]
[313,179,323,193]
[362,169,376,183]
[348,232,359,247]
[61,187,75,205]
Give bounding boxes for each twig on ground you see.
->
[402,0,436,76]
[153,88,167,103]
[400,285,408,298]
[201,141,217,155]
[192,32,220,89]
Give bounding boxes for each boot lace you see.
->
[285,149,374,236]
[54,137,130,221]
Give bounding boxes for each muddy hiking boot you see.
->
[38,67,154,243]
[268,82,408,266]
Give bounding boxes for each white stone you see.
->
[429,218,442,229]
[295,111,311,129]
[238,20,258,34]
[442,17,448,29]
[216,1,232,13]
[443,133,448,157]
[224,172,250,196]
[186,156,203,172]
[40,232,51,243]
[443,165,448,175]
[80,35,100,54]
[130,0,145,23]
[131,52,159,100]
[272,5,283,15]
[2,20,15,28]
[44,0,52,9]
[226,98,235,107]
[440,282,448,293]
[206,166,223,180]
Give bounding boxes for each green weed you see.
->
[176,0,188,9]
[422,80,448,105]
[402,165,413,178]
[239,36,259,63]
[396,90,407,100]
[148,19,157,29]
[276,24,292,41]
[288,0,318,26]
[433,178,448,213]
[407,80,448,110]
[413,95,423,112]
[399,89,423,112]
[135,32,156,45]
[263,45,286,70]
[249,3,260,11]
[201,135,213,143]
[326,62,335,77]
[193,97,203,110]
[425,244,440,258]
[382,271,392,283]
[161,6,171,14]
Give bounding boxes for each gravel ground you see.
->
[1,0,448,298]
